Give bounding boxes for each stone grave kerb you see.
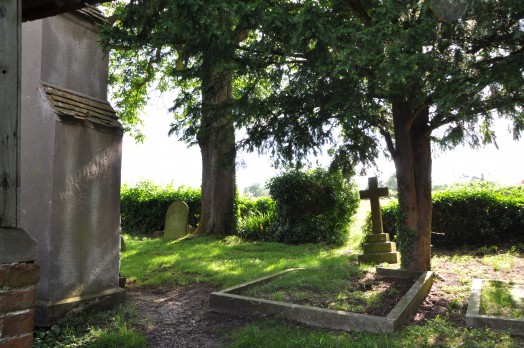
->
[359,177,389,235]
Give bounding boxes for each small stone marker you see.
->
[164,201,189,240]
[358,177,399,264]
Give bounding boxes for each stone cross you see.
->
[164,201,189,240]
[359,177,389,235]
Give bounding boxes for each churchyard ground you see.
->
[33,201,524,347]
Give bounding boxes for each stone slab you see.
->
[376,267,423,279]
[209,269,434,334]
[0,227,36,264]
[35,287,126,326]
[510,285,524,310]
[362,242,396,254]
[466,279,524,336]
[358,251,400,264]
[365,233,390,243]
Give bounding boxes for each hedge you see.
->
[120,181,275,236]
[120,181,202,235]
[366,183,524,247]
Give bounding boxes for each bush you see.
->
[367,183,524,247]
[120,181,201,235]
[267,168,360,245]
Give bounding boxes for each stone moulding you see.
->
[466,279,524,336]
[209,268,434,334]
[35,287,126,326]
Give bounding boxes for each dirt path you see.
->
[127,284,252,348]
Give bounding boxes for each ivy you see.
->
[394,209,418,268]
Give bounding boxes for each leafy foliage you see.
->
[367,184,524,247]
[267,168,359,245]
[237,211,275,242]
[237,197,276,240]
[104,0,524,266]
[236,0,524,171]
[32,305,145,348]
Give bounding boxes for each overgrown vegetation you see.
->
[365,183,524,248]
[32,305,145,348]
[266,169,359,245]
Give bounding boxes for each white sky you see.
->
[121,96,524,191]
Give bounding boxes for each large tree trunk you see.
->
[391,100,433,271]
[196,55,236,235]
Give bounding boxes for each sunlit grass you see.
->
[120,235,354,288]
[228,317,518,348]
[482,253,516,272]
[480,281,524,319]
[118,218,524,347]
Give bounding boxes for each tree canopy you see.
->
[102,0,523,269]
[238,0,523,169]
[233,0,523,270]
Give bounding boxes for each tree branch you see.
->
[346,0,372,26]
[380,129,397,158]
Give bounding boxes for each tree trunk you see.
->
[391,100,433,271]
[196,55,236,235]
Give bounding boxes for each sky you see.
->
[120,95,524,191]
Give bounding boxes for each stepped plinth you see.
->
[357,177,400,265]
[358,233,400,264]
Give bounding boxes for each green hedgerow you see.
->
[120,180,201,236]
[365,183,524,247]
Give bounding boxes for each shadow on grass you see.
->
[121,235,357,288]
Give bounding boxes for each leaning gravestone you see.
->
[358,177,400,264]
[164,201,189,240]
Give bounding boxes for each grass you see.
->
[241,266,410,314]
[116,235,524,347]
[121,234,356,288]
[35,200,524,347]
[228,317,518,348]
[480,281,524,319]
[430,246,524,322]
[32,305,146,348]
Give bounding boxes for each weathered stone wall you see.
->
[20,9,125,325]
[0,263,40,348]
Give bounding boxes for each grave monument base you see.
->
[358,233,400,264]
[358,252,400,264]
[35,287,126,326]
[358,178,400,265]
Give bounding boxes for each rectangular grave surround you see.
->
[209,268,434,334]
[466,279,524,336]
